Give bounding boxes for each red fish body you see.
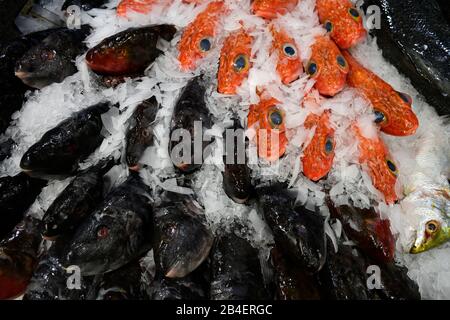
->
[343,51,419,136]
[248,97,287,162]
[316,0,366,49]
[354,125,398,204]
[86,25,176,76]
[178,1,226,70]
[302,110,335,181]
[218,29,253,95]
[117,0,201,17]
[306,36,348,96]
[252,0,298,20]
[271,26,302,85]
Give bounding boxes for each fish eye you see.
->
[97,225,109,239]
[324,21,333,33]
[325,136,334,154]
[348,8,360,21]
[386,159,398,176]
[233,54,249,73]
[282,43,297,58]
[268,108,283,128]
[41,50,56,61]
[426,220,440,234]
[374,110,387,124]
[397,91,413,105]
[336,55,347,69]
[306,61,318,76]
[199,37,212,52]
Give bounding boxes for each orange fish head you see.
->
[354,126,398,204]
[252,0,298,20]
[306,37,348,96]
[343,51,419,136]
[316,0,366,49]
[218,30,253,95]
[271,27,302,85]
[178,1,225,70]
[302,111,335,181]
[371,91,419,136]
[248,97,287,162]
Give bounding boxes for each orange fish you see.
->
[270,26,302,85]
[252,0,298,20]
[354,125,398,204]
[343,51,419,136]
[117,0,203,17]
[306,36,348,96]
[316,0,366,49]
[178,1,226,70]
[218,29,253,95]
[302,110,335,181]
[248,97,287,162]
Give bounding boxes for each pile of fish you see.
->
[0,0,449,300]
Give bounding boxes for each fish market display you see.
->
[15,26,91,89]
[153,191,213,278]
[0,0,448,301]
[41,158,116,239]
[0,173,46,239]
[63,172,153,275]
[363,0,450,116]
[0,216,42,299]
[20,102,111,177]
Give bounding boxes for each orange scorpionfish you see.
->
[117,0,202,17]
[343,51,419,136]
[353,125,398,204]
[306,36,349,96]
[178,1,226,70]
[248,97,288,162]
[270,26,302,85]
[316,0,366,49]
[252,0,298,20]
[218,29,253,95]
[302,110,335,181]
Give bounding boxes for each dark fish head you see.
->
[64,207,148,276]
[15,43,73,89]
[20,133,78,176]
[155,194,213,278]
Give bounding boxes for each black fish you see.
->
[317,239,373,300]
[372,261,421,300]
[154,191,213,278]
[20,102,111,177]
[86,25,176,76]
[88,260,150,300]
[15,26,91,89]
[210,229,269,300]
[126,97,159,170]
[62,0,109,11]
[256,184,326,273]
[0,0,29,41]
[150,263,209,300]
[0,28,61,134]
[169,76,213,173]
[0,216,42,299]
[271,247,321,300]
[0,138,14,162]
[0,172,46,239]
[63,172,153,276]
[24,235,94,300]
[222,117,252,203]
[363,0,450,115]
[42,158,116,240]
[326,199,395,264]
